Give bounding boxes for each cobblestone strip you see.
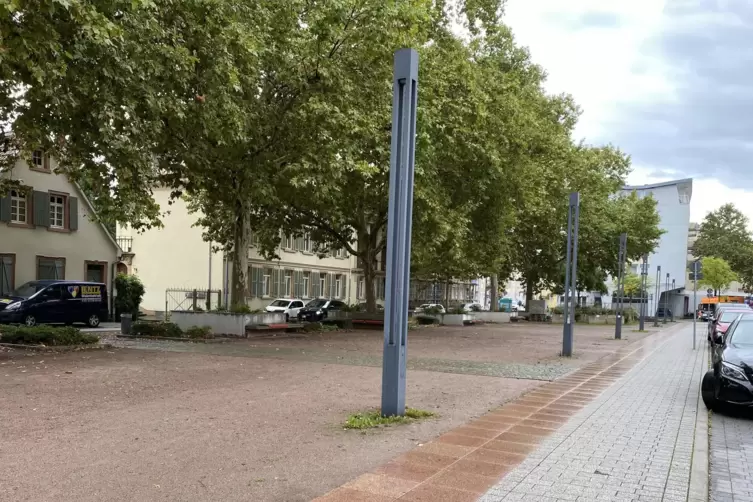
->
[710,402,753,501]
[480,325,705,502]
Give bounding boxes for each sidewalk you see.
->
[481,324,707,502]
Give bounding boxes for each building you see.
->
[0,151,121,308]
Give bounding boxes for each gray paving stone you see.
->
[478,324,707,502]
[710,395,753,502]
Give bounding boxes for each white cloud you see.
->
[502,0,753,226]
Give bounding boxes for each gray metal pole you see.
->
[381,48,418,418]
[562,193,580,357]
[693,262,698,349]
[663,273,669,324]
[615,233,627,340]
[639,255,647,331]
[653,266,661,327]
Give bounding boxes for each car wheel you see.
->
[24,315,37,327]
[701,370,717,410]
[285,314,289,322]
[87,314,100,328]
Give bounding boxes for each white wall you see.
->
[1,157,119,300]
[117,188,225,312]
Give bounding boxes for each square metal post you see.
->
[381,48,418,418]
[692,260,699,349]
[562,192,580,357]
[615,233,627,340]
[663,273,669,324]
[653,266,661,327]
[639,255,648,331]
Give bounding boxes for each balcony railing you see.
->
[117,237,133,253]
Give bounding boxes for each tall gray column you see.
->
[381,48,419,417]
[614,233,627,340]
[562,192,580,357]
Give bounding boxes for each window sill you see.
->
[6,222,34,229]
[47,227,71,234]
[29,167,51,174]
[301,251,314,256]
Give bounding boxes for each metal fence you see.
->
[165,288,223,312]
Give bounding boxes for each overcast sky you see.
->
[503,0,753,227]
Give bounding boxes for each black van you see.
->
[0,280,108,327]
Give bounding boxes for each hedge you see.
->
[131,322,214,339]
[0,326,98,346]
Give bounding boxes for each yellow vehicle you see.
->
[698,296,747,320]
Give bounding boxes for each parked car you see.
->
[264,298,305,322]
[358,302,384,311]
[297,299,346,322]
[414,304,446,315]
[708,308,753,343]
[702,315,753,410]
[0,280,108,327]
[655,307,673,319]
[459,303,483,313]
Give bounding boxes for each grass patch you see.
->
[344,408,436,429]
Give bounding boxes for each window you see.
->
[85,261,106,283]
[303,234,312,253]
[10,189,28,224]
[37,256,65,280]
[0,254,14,295]
[284,270,292,296]
[357,277,365,299]
[319,273,326,297]
[263,269,271,296]
[291,301,304,309]
[335,275,342,299]
[284,234,294,250]
[302,272,310,298]
[377,278,386,300]
[31,150,50,171]
[49,194,66,229]
[679,193,690,204]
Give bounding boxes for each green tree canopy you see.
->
[699,256,738,294]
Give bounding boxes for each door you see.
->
[289,300,304,317]
[86,262,106,283]
[35,285,67,323]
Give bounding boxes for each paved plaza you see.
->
[710,406,753,501]
[480,324,707,502]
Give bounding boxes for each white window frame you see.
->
[32,150,44,169]
[284,234,294,249]
[49,194,66,229]
[335,275,342,299]
[262,272,271,297]
[357,277,364,299]
[10,189,27,224]
[303,234,312,253]
[284,271,292,297]
[302,272,310,298]
[319,273,326,297]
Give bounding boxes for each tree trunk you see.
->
[490,274,499,311]
[230,209,249,307]
[363,261,377,313]
[525,277,534,307]
[359,228,379,313]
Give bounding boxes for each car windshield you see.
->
[10,281,46,299]
[730,320,753,345]
[269,300,290,307]
[720,311,749,323]
[306,300,327,308]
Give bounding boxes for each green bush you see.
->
[229,304,252,314]
[0,326,98,346]
[423,306,444,316]
[131,321,183,338]
[185,325,213,339]
[114,274,145,318]
[552,306,564,315]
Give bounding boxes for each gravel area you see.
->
[0,322,659,501]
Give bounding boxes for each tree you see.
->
[622,272,653,298]
[693,204,753,275]
[699,256,738,294]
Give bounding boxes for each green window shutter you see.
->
[312,271,320,298]
[248,267,255,297]
[251,267,260,298]
[68,197,78,231]
[0,193,10,222]
[33,191,49,227]
[293,271,299,298]
[271,269,279,297]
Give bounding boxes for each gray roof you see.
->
[622,178,693,191]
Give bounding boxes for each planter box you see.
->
[587,315,609,325]
[474,312,511,323]
[171,311,286,337]
[441,314,477,326]
[551,314,564,323]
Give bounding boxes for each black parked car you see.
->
[297,299,346,322]
[702,316,753,410]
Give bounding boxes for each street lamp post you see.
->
[639,255,648,331]
[615,233,627,340]
[663,273,670,324]
[671,279,676,321]
[562,193,581,357]
[653,266,661,327]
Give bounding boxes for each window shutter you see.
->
[342,275,348,301]
[33,191,49,227]
[293,271,300,298]
[0,256,13,294]
[249,267,256,297]
[0,193,10,222]
[68,197,78,231]
[312,271,320,298]
[328,273,334,298]
[251,268,261,298]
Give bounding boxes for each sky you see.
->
[502,0,753,227]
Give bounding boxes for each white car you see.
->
[265,298,305,321]
[415,303,446,314]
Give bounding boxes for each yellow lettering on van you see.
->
[81,286,101,296]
